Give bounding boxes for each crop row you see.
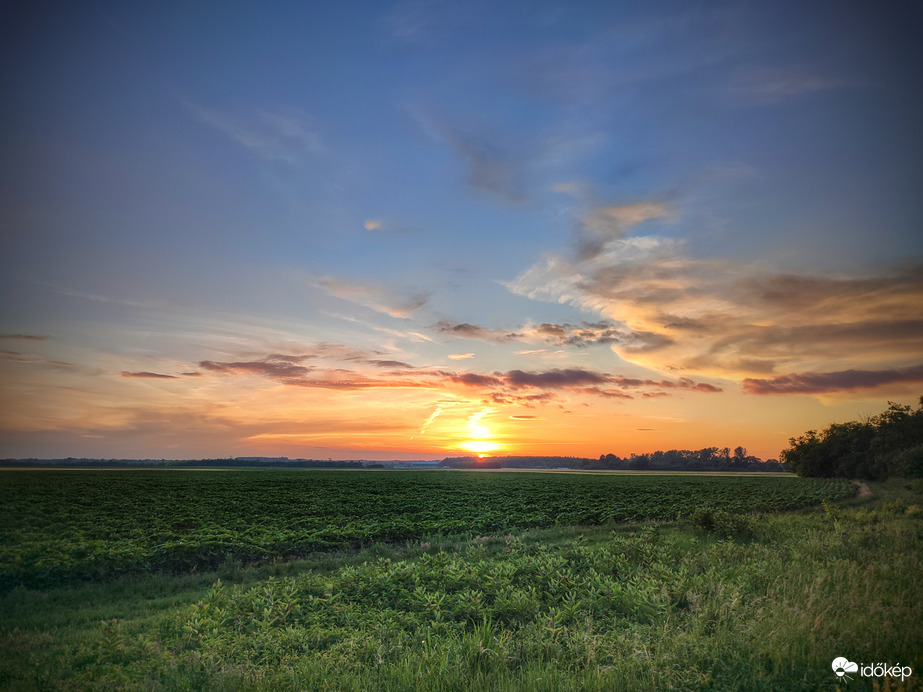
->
[0,470,854,588]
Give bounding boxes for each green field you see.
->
[1,470,852,589]
[1,471,921,690]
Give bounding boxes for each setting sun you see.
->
[460,440,498,454]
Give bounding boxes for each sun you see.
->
[457,409,501,456]
[460,440,498,454]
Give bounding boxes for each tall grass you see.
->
[1,481,921,690]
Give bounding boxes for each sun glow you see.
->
[460,440,498,454]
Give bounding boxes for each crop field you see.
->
[0,470,854,590]
[3,470,921,691]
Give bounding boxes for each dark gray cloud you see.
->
[199,357,313,382]
[368,360,416,369]
[194,349,721,399]
[449,366,720,396]
[505,368,609,389]
[121,371,179,379]
[743,364,923,395]
[436,321,521,342]
[0,334,48,341]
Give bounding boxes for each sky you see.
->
[1,0,921,461]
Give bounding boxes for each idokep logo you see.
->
[832,657,913,683]
[832,657,858,681]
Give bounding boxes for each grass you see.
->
[1,480,921,690]
[0,469,852,589]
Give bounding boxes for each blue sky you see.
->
[1,0,921,460]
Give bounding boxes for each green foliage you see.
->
[689,508,754,539]
[2,482,921,691]
[0,471,853,590]
[782,397,923,479]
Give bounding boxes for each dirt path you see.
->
[853,481,873,498]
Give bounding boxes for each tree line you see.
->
[781,397,923,479]
[444,450,785,472]
[597,447,785,472]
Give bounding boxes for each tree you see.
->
[781,397,923,479]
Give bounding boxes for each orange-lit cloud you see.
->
[505,202,923,393]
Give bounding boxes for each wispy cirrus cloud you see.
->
[0,334,48,341]
[183,100,323,163]
[422,114,529,204]
[0,350,76,371]
[576,202,674,260]
[317,277,428,319]
[727,66,864,104]
[409,106,605,205]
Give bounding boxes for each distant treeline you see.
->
[443,450,785,472]
[782,398,923,480]
[0,458,366,469]
[3,452,789,472]
[442,456,594,469]
[599,447,785,473]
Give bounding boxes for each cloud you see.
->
[436,321,520,342]
[0,334,48,341]
[505,200,923,387]
[183,100,323,163]
[447,366,719,398]
[196,347,435,392]
[743,364,923,395]
[451,372,504,388]
[437,318,672,354]
[552,182,583,195]
[448,353,475,360]
[364,219,383,231]
[191,341,721,403]
[0,350,76,370]
[199,357,431,391]
[727,67,862,104]
[408,108,532,204]
[509,415,543,420]
[438,128,527,204]
[199,356,313,383]
[368,360,416,369]
[577,202,673,260]
[577,388,634,399]
[121,371,179,379]
[505,368,609,389]
[317,277,429,319]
